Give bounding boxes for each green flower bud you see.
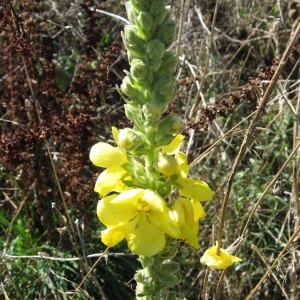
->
[154,51,178,79]
[155,114,182,146]
[118,128,143,150]
[151,1,169,27]
[126,2,137,24]
[138,256,155,267]
[160,114,181,133]
[124,103,140,121]
[154,21,176,48]
[131,58,148,80]
[131,0,151,12]
[120,76,146,104]
[122,25,145,59]
[150,0,166,17]
[123,25,143,47]
[146,40,166,71]
[146,40,165,60]
[161,261,181,275]
[124,103,145,133]
[156,154,177,176]
[137,11,154,32]
[151,75,176,104]
[142,102,162,121]
[160,274,181,286]
[135,11,154,41]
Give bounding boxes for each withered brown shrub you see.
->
[0,0,128,244]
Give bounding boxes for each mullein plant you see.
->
[90,0,241,298]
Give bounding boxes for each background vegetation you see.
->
[0,0,299,299]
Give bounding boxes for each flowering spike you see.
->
[90,0,214,298]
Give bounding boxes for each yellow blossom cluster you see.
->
[90,130,212,256]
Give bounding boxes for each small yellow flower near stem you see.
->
[158,134,213,201]
[200,242,242,269]
[97,189,181,256]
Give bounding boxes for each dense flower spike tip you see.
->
[200,242,242,269]
[97,189,181,256]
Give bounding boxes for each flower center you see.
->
[136,199,151,213]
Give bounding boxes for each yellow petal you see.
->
[175,152,189,177]
[170,198,194,228]
[142,189,168,212]
[142,190,181,238]
[101,225,125,247]
[180,222,199,249]
[125,213,166,256]
[150,210,181,239]
[176,177,213,202]
[162,134,185,154]
[90,142,127,167]
[170,198,199,248]
[97,189,144,227]
[200,242,242,269]
[112,126,119,144]
[94,167,127,196]
[191,200,206,221]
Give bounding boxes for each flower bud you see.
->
[137,11,154,32]
[138,256,155,267]
[142,102,162,121]
[154,21,176,48]
[146,40,165,61]
[131,0,151,12]
[118,128,143,150]
[153,5,171,27]
[154,51,178,79]
[130,59,148,80]
[155,114,182,146]
[120,76,146,104]
[122,25,145,58]
[156,154,177,176]
[160,274,181,286]
[157,114,181,134]
[124,103,140,121]
[124,104,145,133]
[151,75,176,104]
[150,0,166,17]
[123,25,143,47]
[126,2,137,24]
[161,261,181,274]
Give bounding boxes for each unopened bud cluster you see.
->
[120,0,179,146]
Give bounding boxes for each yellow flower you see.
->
[89,142,128,196]
[159,134,213,202]
[97,189,181,256]
[161,134,188,177]
[170,198,206,248]
[200,242,242,269]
